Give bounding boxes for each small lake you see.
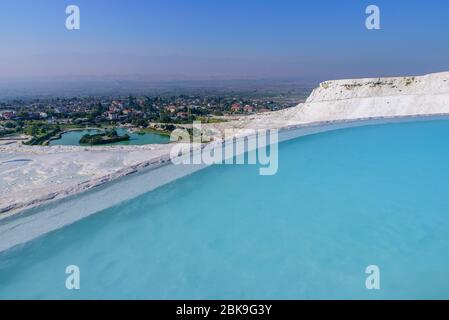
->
[49,128,170,146]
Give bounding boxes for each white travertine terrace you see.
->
[294,71,449,123]
[211,71,449,132]
[0,144,176,216]
[1,71,449,217]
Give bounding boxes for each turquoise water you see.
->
[2,119,449,299]
[49,128,169,146]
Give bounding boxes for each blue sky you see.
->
[1,0,449,81]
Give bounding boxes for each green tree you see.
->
[30,125,39,136]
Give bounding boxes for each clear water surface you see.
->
[1,119,449,299]
[49,128,169,146]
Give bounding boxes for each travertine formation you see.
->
[294,71,449,123]
[2,71,449,216]
[212,71,449,132]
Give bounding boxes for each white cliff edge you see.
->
[296,71,449,123]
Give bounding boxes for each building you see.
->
[165,106,177,113]
[176,112,189,119]
[0,111,16,120]
[243,105,255,113]
[230,103,242,113]
[106,112,119,120]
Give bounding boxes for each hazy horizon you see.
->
[1,0,449,85]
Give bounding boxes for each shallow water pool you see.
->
[1,119,449,299]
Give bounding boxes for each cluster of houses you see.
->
[0,94,295,131]
[104,100,145,121]
[163,105,200,120]
[0,110,51,121]
[230,103,270,114]
[0,110,16,120]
